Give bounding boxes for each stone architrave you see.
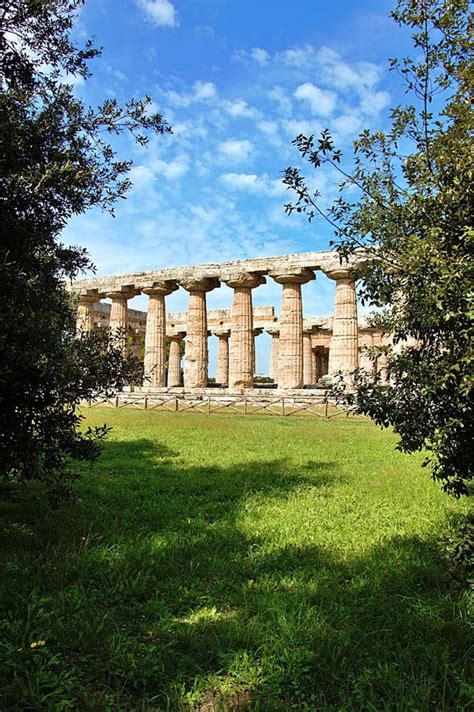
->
[303,330,314,385]
[180,277,219,388]
[76,293,97,333]
[105,288,138,352]
[267,328,280,382]
[143,281,178,388]
[272,269,315,389]
[214,329,230,386]
[223,272,265,389]
[325,269,358,381]
[167,333,185,387]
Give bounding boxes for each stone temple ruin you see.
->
[73,250,388,393]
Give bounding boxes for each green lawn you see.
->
[0,409,472,710]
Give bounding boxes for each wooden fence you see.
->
[82,393,366,419]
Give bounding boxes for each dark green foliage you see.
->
[0,1,169,500]
[283,0,473,497]
[446,513,474,588]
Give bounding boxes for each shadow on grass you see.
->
[0,438,471,711]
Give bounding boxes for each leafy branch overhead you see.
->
[0,0,170,501]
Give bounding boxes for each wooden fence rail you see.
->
[82,394,367,419]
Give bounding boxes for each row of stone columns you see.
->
[76,267,359,389]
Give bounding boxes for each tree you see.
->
[0,0,170,502]
[283,0,472,498]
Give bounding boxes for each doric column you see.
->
[271,269,315,389]
[142,281,178,388]
[359,330,376,379]
[377,353,389,384]
[76,293,97,333]
[312,349,320,383]
[105,288,138,352]
[376,333,390,384]
[267,328,280,382]
[223,272,265,389]
[167,333,184,387]
[180,277,219,388]
[253,327,263,378]
[325,269,358,381]
[322,348,329,376]
[303,330,314,385]
[214,329,230,386]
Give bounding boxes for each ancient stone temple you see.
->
[73,250,384,392]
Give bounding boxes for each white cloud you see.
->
[193,80,217,101]
[293,82,337,117]
[280,45,317,68]
[137,0,178,27]
[316,46,381,91]
[282,118,321,137]
[60,72,85,88]
[219,139,254,161]
[267,85,293,116]
[331,113,363,139]
[233,47,270,66]
[224,98,259,118]
[359,89,391,116]
[256,120,283,147]
[166,81,217,106]
[220,173,286,197]
[221,173,259,190]
[234,43,390,117]
[250,47,270,65]
[151,154,190,180]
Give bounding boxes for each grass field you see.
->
[0,409,472,710]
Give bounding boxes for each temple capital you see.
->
[324,268,355,282]
[211,327,231,338]
[266,327,280,337]
[179,276,219,293]
[222,272,266,290]
[78,291,99,304]
[271,268,315,285]
[104,287,140,301]
[143,280,178,297]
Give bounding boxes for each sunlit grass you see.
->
[0,409,471,710]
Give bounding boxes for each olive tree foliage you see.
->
[283,0,472,497]
[0,0,170,502]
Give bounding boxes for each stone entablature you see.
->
[73,250,383,390]
[72,250,360,297]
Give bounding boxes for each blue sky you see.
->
[64,0,411,370]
